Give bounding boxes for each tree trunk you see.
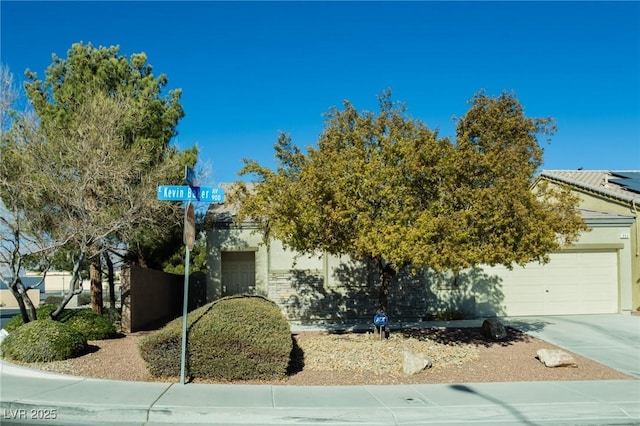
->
[378,273,390,313]
[51,253,85,320]
[135,243,147,268]
[105,252,116,309]
[20,282,37,321]
[90,258,103,315]
[8,279,36,323]
[374,257,396,313]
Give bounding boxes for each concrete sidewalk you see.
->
[1,363,638,425]
[1,314,639,425]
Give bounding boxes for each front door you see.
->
[221,251,256,296]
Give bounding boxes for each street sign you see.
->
[185,166,197,187]
[156,176,223,386]
[157,185,225,203]
[184,202,196,251]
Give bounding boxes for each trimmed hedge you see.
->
[63,309,117,340]
[3,305,67,332]
[1,319,87,362]
[139,295,292,381]
[77,292,91,306]
[44,295,63,305]
[4,306,117,340]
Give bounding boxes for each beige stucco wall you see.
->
[25,271,73,293]
[206,227,268,301]
[207,179,639,318]
[0,289,40,308]
[207,221,637,319]
[25,271,115,294]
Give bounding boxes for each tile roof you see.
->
[539,170,640,204]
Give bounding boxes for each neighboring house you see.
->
[0,276,42,307]
[530,170,639,315]
[25,270,75,293]
[204,171,639,324]
[24,270,121,294]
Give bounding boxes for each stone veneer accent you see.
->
[266,269,472,325]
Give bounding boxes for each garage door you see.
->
[485,251,618,316]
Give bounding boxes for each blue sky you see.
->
[1,1,639,185]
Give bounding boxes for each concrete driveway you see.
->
[504,314,640,378]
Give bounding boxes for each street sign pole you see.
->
[179,246,191,385]
[156,174,225,385]
[179,202,196,385]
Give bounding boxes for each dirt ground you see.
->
[16,326,634,385]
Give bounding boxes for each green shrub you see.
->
[76,292,91,306]
[0,319,87,362]
[64,309,117,340]
[44,295,63,305]
[3,305,60,332]
[4,306,116,340]
[103,307,122,331]
[140,295,292,381]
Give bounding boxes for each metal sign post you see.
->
[156,171,225,385]
[179,202,196,385]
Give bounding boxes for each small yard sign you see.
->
[373,313,388,327]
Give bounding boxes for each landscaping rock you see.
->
[536,349,577,368]
[481,318,508,341]
[403,350,432,375]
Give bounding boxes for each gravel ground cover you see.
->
[13,327,633,385]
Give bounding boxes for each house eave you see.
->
[537,172,640,206]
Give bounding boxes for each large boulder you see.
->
[481,318,508,341]
[536,349,577,368]
[403,350,432,375]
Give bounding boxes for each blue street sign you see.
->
[157,185,225,203]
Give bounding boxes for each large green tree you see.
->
[232,90,587,312]
[1,65,61,322]
[21,43,196,317]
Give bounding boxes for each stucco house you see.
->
[0,276,42,308]
[204,170,639,324]
[531,171,639,315]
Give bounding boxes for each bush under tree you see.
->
[62,309,118,340]
[4,306,117,340]
[139,295,292,381]
[3,305,67,332]
[1,319,87,362]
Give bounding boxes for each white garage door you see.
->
[485,251,618,316]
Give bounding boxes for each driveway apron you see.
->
[504,314,640,378]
